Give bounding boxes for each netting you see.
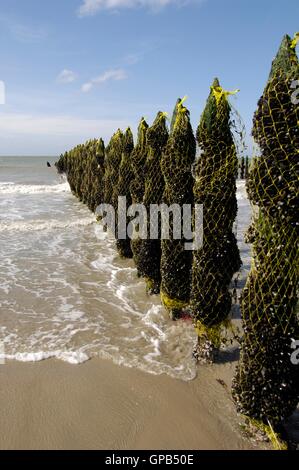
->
[80,139,105,211]
[239,156,250,180]
[170,98,181,134]
[81,147,90,204]
[55,138,106,212]
[91,139,106,211]
[137,112,169,294]
[190,78,241,360]
[239,156,246,179]
[160,98,196,318]
[245,156,250,179]
[232,34,299,430]
[114,128,134,258]
[130,118,149,275]
[130,118,149,205]
[103,130,123,207]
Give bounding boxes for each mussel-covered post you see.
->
[91,138,106,211]
[245,156,249,180]
[138,112,169,294]
[130,118,149,273]
[240,156,245,179]
[104,130,124,207]
[170,98,182,134]
[191,78,241,362]
[232,34,299,438]
[160,99,196,318]
[55,138,106,213]
[114,128,134,258]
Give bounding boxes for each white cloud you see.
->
[77,0,194,16]
[82,68,127,93]
[57,69,77,84]
[81,82,93,93]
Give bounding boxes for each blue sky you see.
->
[0,0,298,155]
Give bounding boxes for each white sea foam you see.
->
[0,182,70,195]
[236,180,248,200]
[91,253,116,272]
[57,351,90,364]
[1,167,252,381]
[0,217,95,232]
[0,350,90,364]
[142,305,166,339]
[144,338,162,363]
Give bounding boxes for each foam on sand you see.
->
[0,350,90,365]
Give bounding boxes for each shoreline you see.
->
[0,357,269,450]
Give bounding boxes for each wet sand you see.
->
[0,358,267,450]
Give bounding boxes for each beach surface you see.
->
[1,158,296,450]
[0,357,266,450]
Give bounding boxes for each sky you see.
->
[0,0,298,156]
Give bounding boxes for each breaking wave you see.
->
[0,182,70,195]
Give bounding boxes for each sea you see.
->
[0,156,251,380]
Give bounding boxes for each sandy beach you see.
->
[0,160,263,451]
[0,357,269,450]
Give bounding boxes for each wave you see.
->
[0,346,196,378]
[236,180,248,201]
[0,182,70,195]
[0,217,95,233]
[0,350,90,365]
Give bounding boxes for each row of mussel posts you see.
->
[55,34,299,447]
